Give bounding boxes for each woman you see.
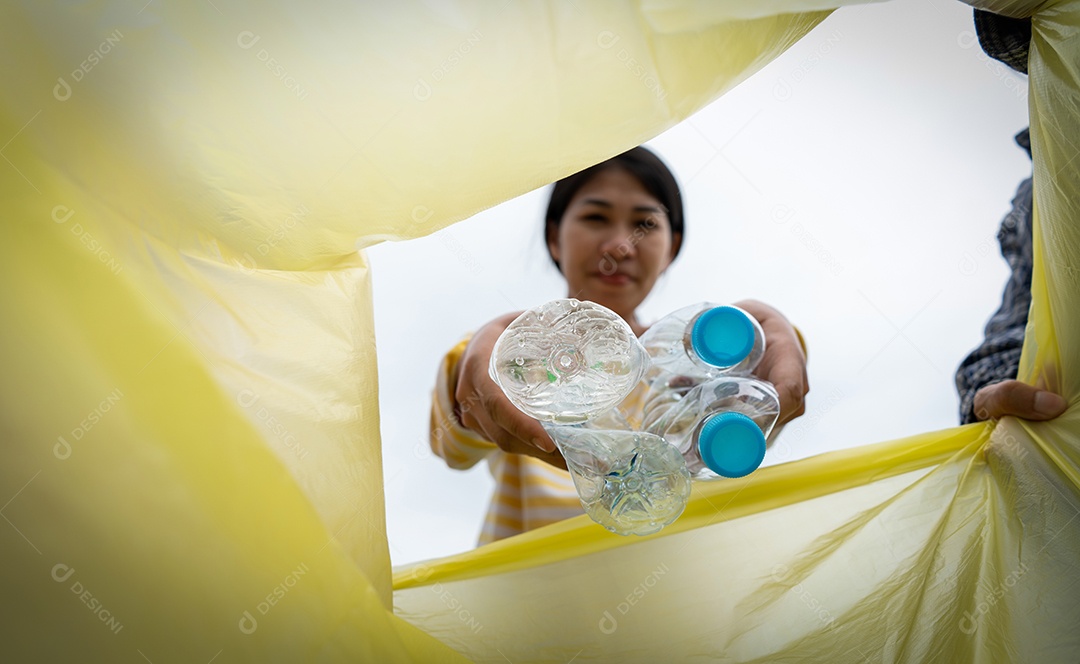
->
[430,147,809,543]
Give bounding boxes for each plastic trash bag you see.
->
[2,0,1076,661]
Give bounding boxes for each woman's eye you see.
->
[582,214,608,223]
[637,218,658,229]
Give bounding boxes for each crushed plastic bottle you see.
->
[640,376,780,478]
[489,298,649,425]
[639,303,765,381]
[490,298,690,535]
[544,423,691,536]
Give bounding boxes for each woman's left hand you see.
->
[734,299,809,426]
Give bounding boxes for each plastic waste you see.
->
[640,376,780,478]
[489,298,649,425]
[544,423,692,536]
[639,303,765,381]
[490,299,690,535]
[632,303,776,477]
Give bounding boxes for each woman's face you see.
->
[548,167,679,321]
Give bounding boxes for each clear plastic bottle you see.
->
[489,298,649,424]
[639,303,765,381]
[543,423,691,536]
[490,298,690,535]
[628,302,774,479]
[640,376,779,478]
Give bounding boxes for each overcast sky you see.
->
[368,0,1032,567]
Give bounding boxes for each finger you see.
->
[973,381,1067,421]
[463,405,567,469]
[779,399,806,425]
[484,390,556,453]
[757,339,808,425]
[457,371,562,463]
[774,378,807,425]
[456,386,492,434]
[471,404,566,468]
[534,449,568,471]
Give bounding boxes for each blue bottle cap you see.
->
[690,306,755,368]
[697,412,766,478]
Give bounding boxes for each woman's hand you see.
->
[453,312,567,470]
[734,299,809,426]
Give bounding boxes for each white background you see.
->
[369,0,1031,567]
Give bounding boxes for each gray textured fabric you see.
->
[955,129,1033,424]
[974,9,1031,74]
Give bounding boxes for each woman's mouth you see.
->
[596,272,631,285]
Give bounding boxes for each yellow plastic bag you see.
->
[2,0,1076,661]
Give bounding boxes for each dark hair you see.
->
[544,146,684,269]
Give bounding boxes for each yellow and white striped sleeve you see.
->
[429,335,499,470]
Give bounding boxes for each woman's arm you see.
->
[429,336,499,469]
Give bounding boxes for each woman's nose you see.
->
[599,225,638,260]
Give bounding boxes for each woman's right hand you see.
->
[453,312,567,470]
